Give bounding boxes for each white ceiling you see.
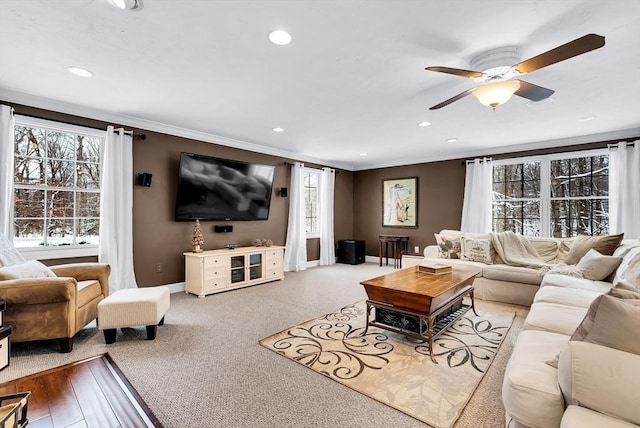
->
[1,0,639,171]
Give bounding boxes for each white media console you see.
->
[183,245,285,297]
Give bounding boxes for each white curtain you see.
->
[319,167,335,265]
[283,162,307,272]
[99,126,138,292]
[460,157,493,233]
[0,105,15,240]
[609,140,640,239]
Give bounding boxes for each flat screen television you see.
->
[174,152,276,221]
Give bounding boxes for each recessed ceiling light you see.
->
[446,138,458,143]
[577,116,596,122]
[67,66,93,77]
[417,121,431,127]
[360,153,368,156]
[107,0,144,11]
[272,127,284,132]
[269,30,292,45]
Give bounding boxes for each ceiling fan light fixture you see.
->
[472,80,521,110]
[107,0,143,11]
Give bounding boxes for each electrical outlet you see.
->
[156,263,163,273]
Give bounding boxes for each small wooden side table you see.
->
[378,235,409,268]
[0,301,11,371]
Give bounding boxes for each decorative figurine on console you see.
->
[253,238,273,247]
[192,219,204,253]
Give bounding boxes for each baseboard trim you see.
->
[165,282,185,294]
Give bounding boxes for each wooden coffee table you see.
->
[360,265,479,363]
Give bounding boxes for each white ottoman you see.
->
[98,286,170,344]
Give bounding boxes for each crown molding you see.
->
[352,127,640,170]
[0,88,356,171]
[3,88,637,172]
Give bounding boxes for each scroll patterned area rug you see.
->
[260,301,515,428]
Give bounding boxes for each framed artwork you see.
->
[382,177,418,228]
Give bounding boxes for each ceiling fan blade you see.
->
[514,80,555,101]
[425,66,484,79]
[429,88,474,110]
[515,33,605,74]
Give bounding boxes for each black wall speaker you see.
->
[137,172,152,187]
[280,187,288,197]
[214,225,233,233]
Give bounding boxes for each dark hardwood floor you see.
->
[0,354,162,428]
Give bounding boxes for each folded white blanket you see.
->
[490,231,553,274]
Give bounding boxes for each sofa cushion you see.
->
[76,279,103,308]
[528,237,560,263]
[523,302,588,335]
[541,273,612,294]
[575,249,623,281]
[0,260,56,280]
[482,264,543,285]
[613,247,640,292]
[561,405,639,428]
[565,233,624,265]
[557,237,576,264]
[558,342,640,426]
[421,257,486,275]
[533,286,602,309]
[502,330,568,428]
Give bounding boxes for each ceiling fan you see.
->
[426,33,605,110]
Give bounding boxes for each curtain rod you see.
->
[111,128,147,140]
[607,140,638,149]
[461,157,492,166]
[283,160,339,173]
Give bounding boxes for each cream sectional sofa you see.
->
[417,230,640,428]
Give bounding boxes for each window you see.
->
[13,117,103,253]
[492,150,609,237]
[549,156,609,237]
[492,162,541,236]
[303,168,320,237]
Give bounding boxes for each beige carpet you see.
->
[260,301,515,428]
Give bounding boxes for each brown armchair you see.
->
[0,263,110,353]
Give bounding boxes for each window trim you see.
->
[13,115,103,259]
[493,147,609,237]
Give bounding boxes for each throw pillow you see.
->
[575,249,623,281]
[583,294,640,355]
[613,247,640,293]
[0,260,57,280]
[460,237,492,264]
[547,287,640,367]
[434,233,461,259]
[565,233,624,265]
[0,232,27,268]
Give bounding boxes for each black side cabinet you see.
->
[337,240,366,265]
[0,301,10,371]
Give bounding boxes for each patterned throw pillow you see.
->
[460,237,492,264]
[434,233,461,259]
